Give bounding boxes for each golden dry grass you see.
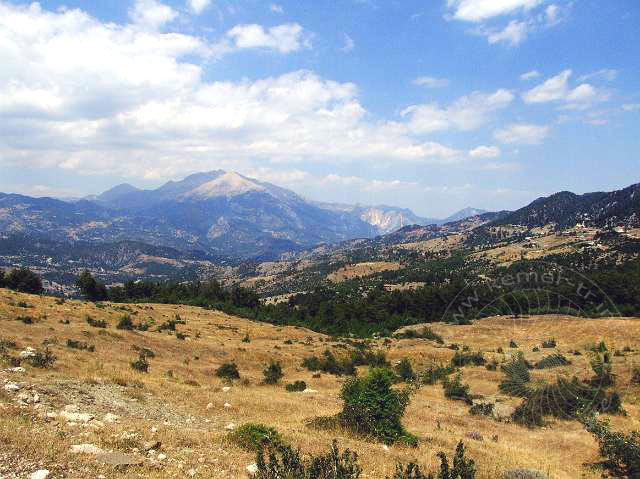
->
[1,289,639,478]
[327,262,402,283]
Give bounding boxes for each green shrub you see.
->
[216,362,240,380]
[509,340,518,348]
[451,350,485,367]
[394,327,444,344]
[28,347,56,369]
[229,423,285,452]
[421,363,455,385]
[255,440,362,479]
[389,441,475,479]
[395,358,416,382]
[499,353,532,397]
[15,315,34,324]
[86,316,107,328]
[542,338,556,348]
[442,372,472,404]
[580,413,640,478]
[263,360,284,384]
[302,350,356,376]
[117,315,135,330]
[66,339,95,352]
[534,353,571,369]
[176,332,187,340]
[242,333,251,343]
[469,402,494,417]
[339,368,416,445]
[632,368,640,384]
[286,380,307,392]
[130,352,149,373]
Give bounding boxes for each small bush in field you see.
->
[117,315,134,330]
[421,362,455,385]
[130,352,149,373]
[469,402,494,417]
[542,338,556,348]
[442,372,472,404]
[396,358,416,382]
[391,441,475,479]
[66,339,95,352]
[285,380,307,392]
[229,423,285,452]
[216,362,240,380]
[509,340,518,348]
[451,350,485,367]
[15,316,34,324]
[242,333,251,343]
[29,347,56,369]
[86,316,107,328]
[263,360,284,384]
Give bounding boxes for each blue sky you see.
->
[0,0,638,217]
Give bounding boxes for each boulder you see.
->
[60,410,94,423]
[29,470,50,479]
[70,444,105,455]
[247,463,258,476]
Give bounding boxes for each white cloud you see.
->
[0,2,473,182]
[129,0,177,30]
[520,70,541,81]
[446,0,544,22]
[578,69,618,82]
[487,20,529,46]
[340,33,355,52]
[187,0,211,15]
[622,103,640,112]
[545,4,559,25]
[270,4,284,14]
[226,23,311,53]
[494,123,549,145]
[402,89,514,133]
[523,70,608,108]
[412,76,450,88]
[469,145,501,158]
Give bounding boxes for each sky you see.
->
[0,0,638,217]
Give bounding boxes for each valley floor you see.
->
[1,289,639,478]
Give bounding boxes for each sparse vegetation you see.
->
[86,315,107,328]
[263,360,284,384]
[286,380,307,392]
[229,423,285,452]
[216,362,240,380]
[442,372,472,404]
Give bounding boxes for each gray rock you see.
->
[503,469,547,479]
[29,470,50,479]
[96,452,143,466]
[70,444,105,455]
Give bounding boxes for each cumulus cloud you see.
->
[523,69,608,109]
[0,1,471,182]
[402,89,514,133]
[412,76,450,88]
[270,4,284,14]
[187,0,211,15]
[486,20,529,46]
[494,123,549,145]
[469,145,501,158]
[446,0,544,22]
[226,23,311,53]
[129,0,177,30]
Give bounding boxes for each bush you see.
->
[534,353,571,369]
[390,441,475,479]
[29,347,56,369]
[451,350,485,367]
[216,362,240,380]
[86,316,107,328]
[66,339,95,352]
[302,350,356,376]
[580,413,640,478]
[263,360,284,385]
[75,270,108,302]
[632,368,640,384]
[254,440,362,479]
[542,338,556,348]
[469,402,494,417]
[339,368,416,445]
[15,316,34,324]
[117,315,135,330]
[499,353,532,397]
[286,380,307,392]
[509,340,518,348]
[229,423,285,452]
[130,352,149,373]
[242,333,251,343]
[442,372,472,404]
[421,362,455,385]
[394,327,444,344]
[396,358,416,382]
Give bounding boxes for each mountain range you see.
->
[0,170,485,259]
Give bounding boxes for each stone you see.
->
[103,413,119,423]
[302,388,317,393]
[29,470,50,479]
[32,393,40,403]
[70,444,105,455]
[223,402,231,408]
[60,410,94,423]
[246,464,258,476]
[4,367,25,373]
[382,445,389,451]
[157,453,167,461]
[151,426,158,433]
[4,383,21,392]
[96,452,143,466]
[206,402,214,410]
[19,348,36,359]
[224,423,235,430]
[187,468,197,477]
[46,412,58,419]
[63,404,79,412]
[222,386,231,392]
[503,469,547,479]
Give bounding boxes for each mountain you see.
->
[312,202,488,235]
[488,183,640,230]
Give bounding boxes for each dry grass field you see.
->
[327,262,402,283]
[1,289,639,478]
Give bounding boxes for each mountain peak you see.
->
[182,171,266,199]
[95,183,141,202]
